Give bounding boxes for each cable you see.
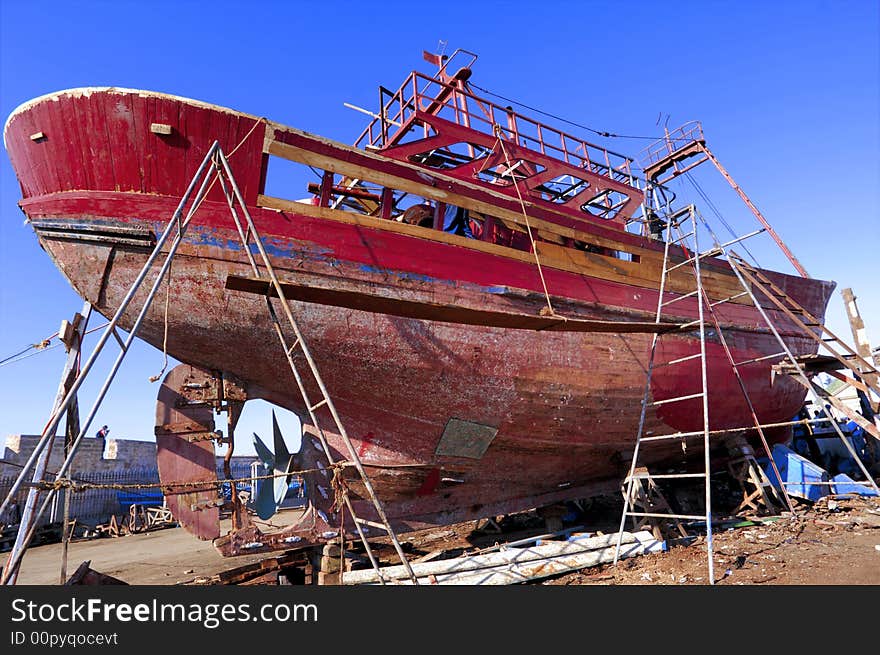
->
[0,322,110,370]
[0,343,47,367]
[468,82,669,142]
[682,172,761,267]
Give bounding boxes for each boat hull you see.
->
[4,88,836,548]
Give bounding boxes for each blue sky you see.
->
[1,0,877,456]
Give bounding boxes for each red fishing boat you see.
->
[4,50,834,555]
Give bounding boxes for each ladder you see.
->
[0,142,418,585]
[612,202,805,583]
[209,147,419,585]
[680,206,879,497]
[724,251,880,495]
[613,204,718,582]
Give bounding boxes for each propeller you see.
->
[251,410,297,520]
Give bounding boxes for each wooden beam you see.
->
[225,274,684,333]
[256,194,751,305]
[264,128,644,253]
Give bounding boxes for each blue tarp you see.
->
[830,473,880,497]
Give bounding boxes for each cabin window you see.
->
[475,158,544,186]
[408,142,493,170]
[581,189,629,220]
[532,174,590,204]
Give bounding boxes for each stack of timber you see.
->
[193,550,309,585]
[342,531,663,585]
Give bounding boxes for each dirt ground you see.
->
[553,496,880,586]
[1,519,280,585]
[386,493,880,586]
[4,496,879,585]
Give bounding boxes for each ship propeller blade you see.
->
[251,410,296,520]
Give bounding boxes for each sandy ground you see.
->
[4,496,879,585]
[4,524,271,585]
[2,509,307,585]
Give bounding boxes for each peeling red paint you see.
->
[3,87,837,552]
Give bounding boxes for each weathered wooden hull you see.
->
[4,88,836,549]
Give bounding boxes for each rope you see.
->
[470,83,664,141]
[328,463,349,514]
[492,124,558,317]
[22,465,327,494]
[147,263,173,383]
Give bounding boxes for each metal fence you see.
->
[0,460,255,529]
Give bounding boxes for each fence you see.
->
[0,460,256,530]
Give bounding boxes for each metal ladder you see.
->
[613,204,718,582]
[1,142,418,585]
[681,206,879,497]
[723,251,880,495]
[611,200,804,582]
[209,146,419,584]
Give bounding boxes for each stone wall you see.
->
[1,434,256,478]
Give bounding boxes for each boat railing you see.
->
[638,121,705,170]
[354,70,638,188]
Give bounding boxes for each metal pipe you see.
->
[690,209,716,585]
[1,146,220,584]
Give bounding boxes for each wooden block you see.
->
[150,123,173,135]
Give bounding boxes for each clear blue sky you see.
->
[1,0,877,456]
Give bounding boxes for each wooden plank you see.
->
[264,121,653,250]
[257,194,750,305]
[225,275,684,334]
[264,138,648,256]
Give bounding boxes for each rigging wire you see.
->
[468,82,669,142]
[0,322,110,370]
[0,343,48,367]
[681,172,761,267]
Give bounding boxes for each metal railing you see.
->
[355,70,638,187]
[638,121,705,169]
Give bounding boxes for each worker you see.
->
[398,203,434,228]
[646,208,666,240]
[442,204,474,238]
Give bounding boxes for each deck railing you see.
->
[639,121,705,170]
[355,71,639,188]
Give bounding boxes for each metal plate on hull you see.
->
[436,419,498,459]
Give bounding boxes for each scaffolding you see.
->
[612,128,880,583]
